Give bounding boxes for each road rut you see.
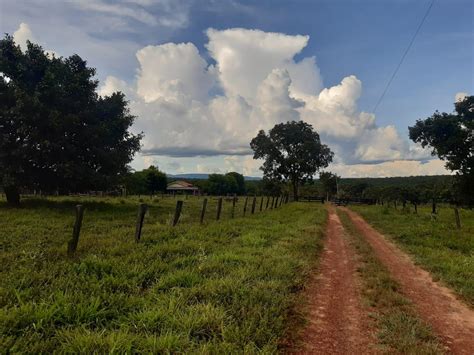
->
[342,207,474,354]
[295,206,375,354]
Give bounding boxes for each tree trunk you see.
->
[292,180,299,202]
[5,185,20,205]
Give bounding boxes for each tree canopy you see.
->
[0,35,142,204]
[204,172,245,195]
[409,96,473,205]
[319,171,340,200]
[250,121,333,201]
[145,166,167,195]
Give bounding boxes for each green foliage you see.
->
[207,174,237,195]
[122,166,167,196]
[0,35,142,204]
[250,121,333,201]
[0,197,326,352]
[198,172,246,196]
[226,172,245,195]
[409,96,474,205]
[319,171,338,198]
[350,204,474,305]
[144,166,167,195]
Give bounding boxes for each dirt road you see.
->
[342,207,474,355]
[295,207,375,354]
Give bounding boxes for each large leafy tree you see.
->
[409,96,473,205]
[225,172,245,195]
[0,35,142,204]
[145,166,167,195]
[250,121,333,201]
[319,171,339,200]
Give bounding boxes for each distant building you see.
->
[166,180,199,195]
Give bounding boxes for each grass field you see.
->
[349,204,474,306]
[0,196,326,353]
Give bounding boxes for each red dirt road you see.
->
[342,207,474,355]
[296,207,375,354]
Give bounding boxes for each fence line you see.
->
[66,195,292,253]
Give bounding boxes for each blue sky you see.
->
[1,0,473,177]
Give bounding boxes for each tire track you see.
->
[342,207,474,354]
[294,206,375,354]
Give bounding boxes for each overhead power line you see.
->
[372,0,435,113]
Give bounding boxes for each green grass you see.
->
[338,209,442,354]
[0,196,326,353]
[349,204,474,306]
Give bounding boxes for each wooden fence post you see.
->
[279,195,283,207]
[454,206,461,229]
[134,203,148,242]
[200,198,208,224]
[173,200,183,226]
[251,196,256,214]
[259,196,264,211]
[266,196,270,209]
[232,196,236,218]
[270,196,275,209]
[216,197,223,220]
[275,196,279,208]
[68,205,85,255]
[243,197,248,216]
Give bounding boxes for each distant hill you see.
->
[168,173,261,181]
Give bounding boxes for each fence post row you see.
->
[68,204,85,255]
[173,200,183,226]
[200,198,208,224]
[251,196,256,214]
[216,197,223,220]
[243,197,249,216]
[266,196,270,209]
[260,196,264,211]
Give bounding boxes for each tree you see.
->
[145,166,167,195]
[261,178,283,196]
[0,35,142,204]
[225,172,245,195]
[207,174,238,195]
[409,96,473,206]
[250,121,333,201]
[319,171,339,200]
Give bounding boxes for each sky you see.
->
[1,0,473,177]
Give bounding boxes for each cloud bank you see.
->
[11,22,448,177]
[99,27,441,175]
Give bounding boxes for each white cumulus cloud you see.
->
[91,27,444,176]
[13,23,36,51]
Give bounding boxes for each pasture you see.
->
[349,204,474,305]
[0,196,326,353]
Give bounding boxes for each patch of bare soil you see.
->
[291,206,376,354]
[342,207,474,355]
